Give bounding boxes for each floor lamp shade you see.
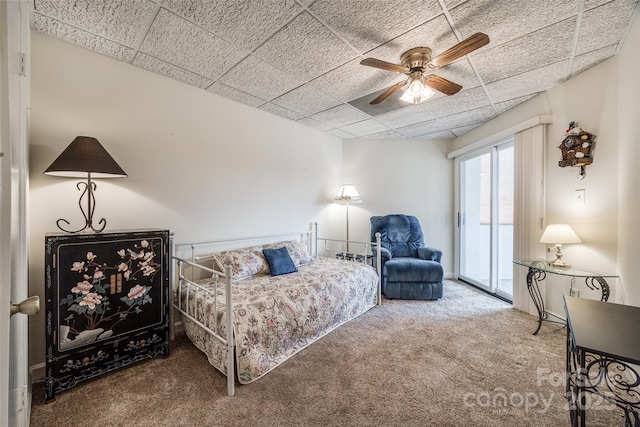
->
[334,185,362,204]
[44,136,127,233]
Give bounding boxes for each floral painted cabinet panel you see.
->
[45,229,170,401]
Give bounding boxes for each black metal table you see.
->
[564,296,640,426]
[513,260,616,335]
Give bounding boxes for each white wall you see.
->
[28,32,343,367]
[341,138,453,274]
[617,14,640,306]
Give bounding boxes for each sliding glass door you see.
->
[459,141,513,300]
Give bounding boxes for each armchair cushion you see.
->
[371,246,392,269]
[384,258,444,283]
[418,247,442,263]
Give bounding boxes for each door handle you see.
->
[10,295,40,317]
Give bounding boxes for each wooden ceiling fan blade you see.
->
[430,33,490,68]
[425,75,462,96]
[370,81,406,105]
[360,58,406,73]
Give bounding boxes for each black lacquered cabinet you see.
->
[44,229,170,401]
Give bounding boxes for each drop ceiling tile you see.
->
[449,0,578,47]
[310,104,371,128]
[140,8,248,79]
[340,119,390,136]
[473,17,576,84]
[163,0,302,51]
[310,58,397,103]
[364,14,459,64]
[494,94,537,114]
[132,53,213,88]
[583,0,611,8]
[310,0,442,53]
[438,105,496,128]
[414,130,456,139]
[376,105,436,128]
[422,86,491,118]
[34,0,157,47]
[34,14,136,62]
[575,0,638,55]
[452,123,482,136]
[297,117,333,131]
[253,12,357,81]
[327,128,357,139]
[272,84,342,116]
[571,44,617,77]
[218,55,303,100]
[359,129,405,139]
[396,119,446,137]
[485,60,569,103]
[207,82,266,108]
[259,103,305,121]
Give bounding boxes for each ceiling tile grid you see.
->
[339,119,391,137]
[31,0,640,140]
[33,13,137,62]
[162,0,303,51]
[132,52,214,88]
[207,82,266,108]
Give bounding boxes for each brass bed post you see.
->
[223,254,235,397]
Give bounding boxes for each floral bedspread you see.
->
[177,257,378,384]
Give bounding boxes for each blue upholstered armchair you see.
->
[370,214,444,300]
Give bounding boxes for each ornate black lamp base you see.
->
[56,177,107,233]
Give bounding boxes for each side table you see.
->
[564,296,640,426]
[513,260,617,335]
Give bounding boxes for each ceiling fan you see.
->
[360,33,490,105]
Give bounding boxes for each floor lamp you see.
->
[334,185,362,252]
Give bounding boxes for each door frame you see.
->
[455,136,514,300]
[1,1,31,426]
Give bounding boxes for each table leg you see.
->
[585,277,610,302]
[577,350,586,427]
[566,326,577,426]
[526,267,546,335]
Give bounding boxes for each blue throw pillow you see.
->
[263,247,298,276]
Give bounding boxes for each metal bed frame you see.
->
[171,223,382,396]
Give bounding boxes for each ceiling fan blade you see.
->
[430,33,490,68]
[425,75,462,96]
[370,81,406,105]
[360,58,406,73]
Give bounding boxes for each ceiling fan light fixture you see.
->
[400,74,435,104]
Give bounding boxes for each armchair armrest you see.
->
[371,246,392,269]
[418,247,442,263]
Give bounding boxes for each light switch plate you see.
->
[575,189,585,205]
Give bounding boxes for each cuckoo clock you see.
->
[558,121,596,180]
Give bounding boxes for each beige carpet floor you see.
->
[30,280,623,426]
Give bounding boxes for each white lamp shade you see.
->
[334,185,362,204]
[539,224,582,244]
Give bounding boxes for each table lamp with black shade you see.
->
[44,136,127,233]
